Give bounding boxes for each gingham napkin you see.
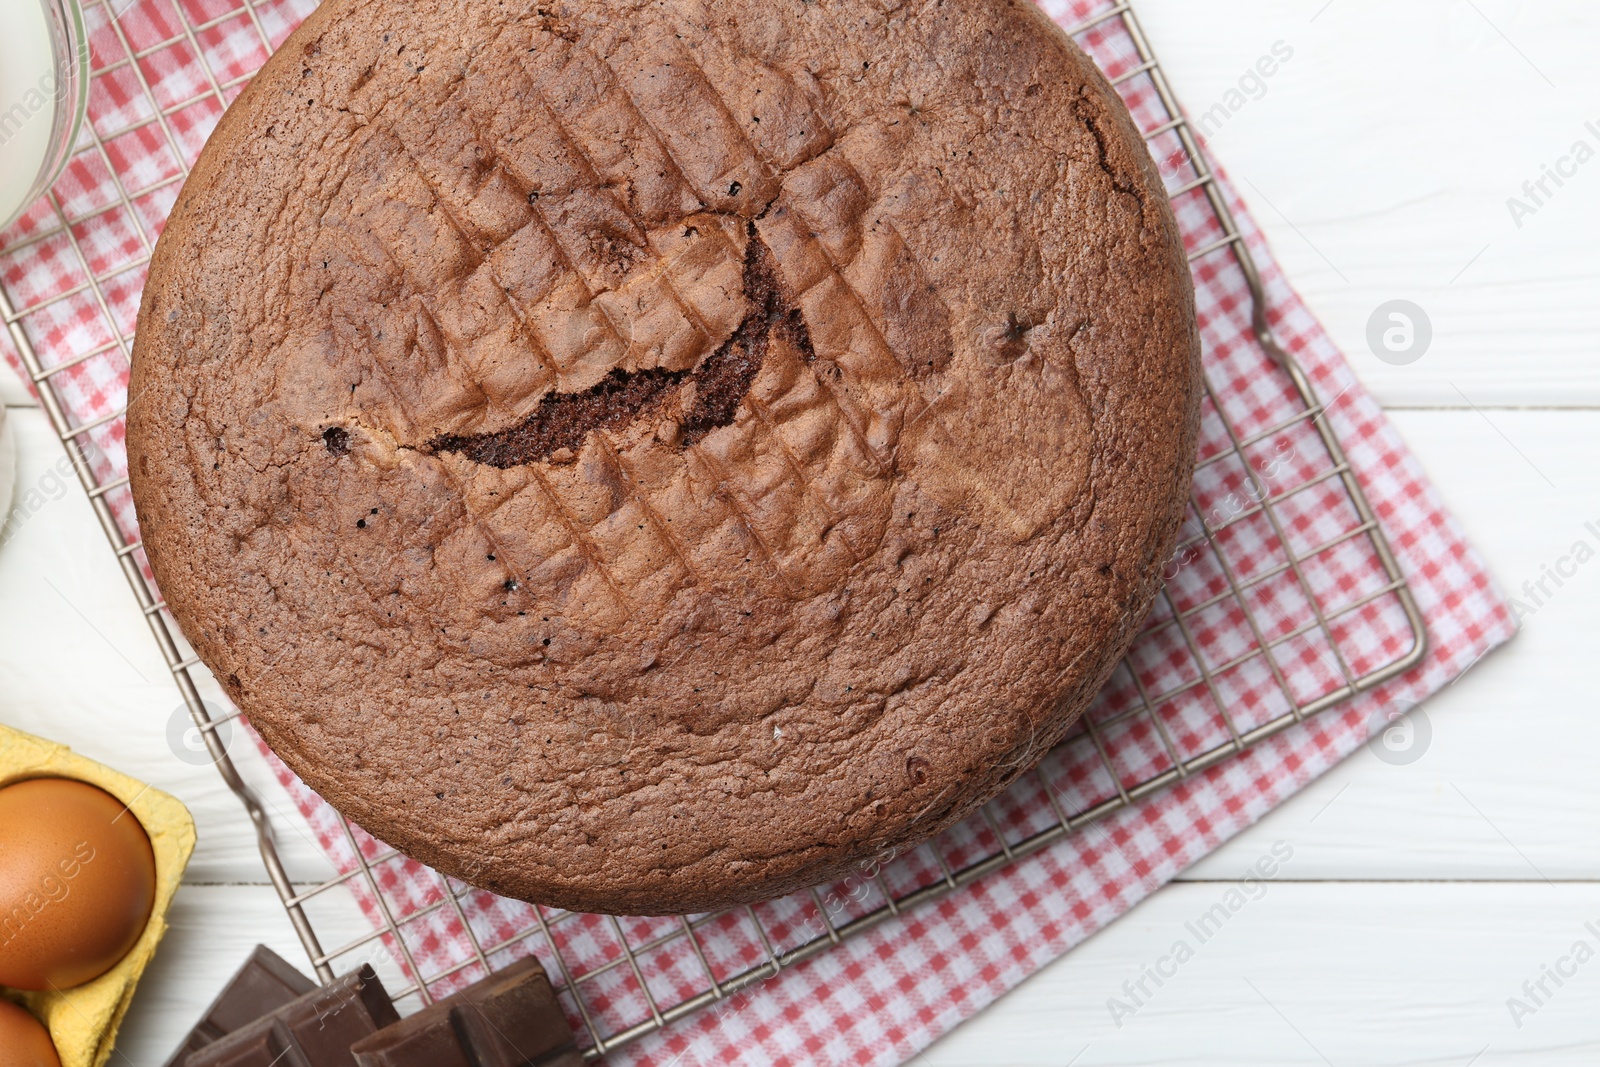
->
[0,0,1517,1064]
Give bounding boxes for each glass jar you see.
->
[0,0,89,232]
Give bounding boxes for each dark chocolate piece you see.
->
[184,966,399,1067]
[350,957,581,1067]
[164,945,318,1067]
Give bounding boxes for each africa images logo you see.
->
[1105,841,1295,1029]
[1504,521,1600,621]
[0,840,97,947]
[1505,120,1600,229]
[1366,300,1433,367]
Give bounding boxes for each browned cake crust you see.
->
[128,0,1201,914]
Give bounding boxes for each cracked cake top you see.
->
[128,0,1201,914]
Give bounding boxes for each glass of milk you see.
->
[0,0,88,232]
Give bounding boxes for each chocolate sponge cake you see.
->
[128,0,1201,914]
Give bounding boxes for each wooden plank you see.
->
[923,881,1600,1066]
[1,357,28,407]
[1189,409,1600,881]
[1133,0,1600,408]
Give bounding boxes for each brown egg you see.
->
[0,778,157,991]
[0,999,60,1067]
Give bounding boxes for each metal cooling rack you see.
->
[0,0,1427,1057]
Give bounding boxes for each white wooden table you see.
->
[3,0,1598,1062]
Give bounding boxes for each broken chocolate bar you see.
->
[163,945,319,1067]
[184,965,399,1066]
[350,956,582,1067]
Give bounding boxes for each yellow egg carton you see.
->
[1,723,196,1067]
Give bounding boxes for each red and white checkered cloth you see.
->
[1,0,1517,1064]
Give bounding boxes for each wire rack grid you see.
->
[0,0,1427,1057]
